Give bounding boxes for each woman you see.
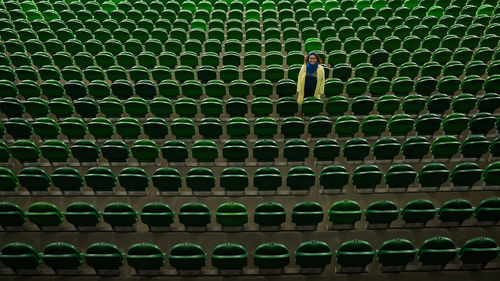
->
[296,52,325,106]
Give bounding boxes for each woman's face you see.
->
[308,55,317,64]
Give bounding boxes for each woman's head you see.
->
[305,52,321,65]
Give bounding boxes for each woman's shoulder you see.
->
[318,64,325,73]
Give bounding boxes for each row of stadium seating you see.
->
[1,198,499,229]
[1,135,499,164]
[1,114,498,142]
[1,237,499,274]
[1,162,498,193]
[2,91,499,118]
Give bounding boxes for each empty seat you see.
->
[286,166,315,191]
[0,201,26,228]
[417,236,457,267]
[295,241,332,269]
[102,202,137,228]
[254,202,286,227]
[220,167,248,192]
[254,242,290,270]
[343,138,370,161]
[458,237,500,266]
[254,167,282,191]
[85,242,124,272]
[291,201,324,227]
[377,238,416,269]
[328,200,362,226]
[450,163,483,187]
[140,202,175,228]
[151,168,182,193]
[118,167,149,192]
[336,240,375,269]
[401,199,437,225]
[161,140,188,162]
[186,168,215,192]
[27,202,64,228]
[364,200,399,226]
[0,242,41,272]
[42,242,82,272]
[385,164,416,189]
[126,243,165,271]
[352,165,383,190]
[212,243,247,271]
[169,243,206,271]
[64,202,101,228]
[178,202,211,227]
[216,202,248,227]
[438,199,474,223]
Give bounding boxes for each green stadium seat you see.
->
[343,138,370,161]
[216,202,248,227]
[116,117,142,139]
[254,242,290,270]
[417,236,457,268]
[227,117,250,139]
[438,199,474,224]
[254,117,278,139]
[85,242,124,273]
[102,202,138,228]
[253,139,279,162]
[401,199,437,225]
[0,242,41,272]
[140,202,175,228]
[40,140,71,162]
[352,165,383,190]
[101,140,130,163]
[431,136,461,159]
[186,168,215,192]
[364,200,399,226]
[458,237,500,266]
[328,200,362,226]
[131,140,159,162]
[64,202,100,228]
[83,167,116,193]
[222,140,248,162]
[178,202,211,228]
[336,240,374,271]
[254,202,286,227]
[295,240,332,270]
[10,140,41,163]
[42,242,82,272]
[4,118,33,139]
[373,138,401,160]
[313,139,340,162]
[450,162,483,187]
[212,243,247,271]
[169,243,206,271]
[27,202,64,228]
[377,238,416,270]
[254,167,282,191]
[126,243,165,272]
[291,201,324,227]
[251,97,273,117]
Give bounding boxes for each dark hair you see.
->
[304,53,321,65]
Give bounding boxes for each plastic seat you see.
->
[186,168,215,192]
[253,139,279,162]
[364,200,399,225]
[459,135,490,159]
[40,140,70,162]
[254,242,290,270]
[64,202,100,228]
[169,243,206,271]
[115,117,142,139]
[226,97,248,117]
[361,115,387,136]
[254,201,286,227]
[4,118,33,139]
[417,236,457,267]
[82,167,116,193]
[178,202,211,227]
[84,242,124,273]
[295,240,332,269]
[102,202,137,228]
[0,242,41,272]
[118,167,149,192]
[27,202,64,227]
[352,165,383,190]
[251,97,273,117]
[131,140,159,162]
[286,166,315,191]
[139,202,175,228]
[438,199,474,223]
[211,243,247,271]
[336,240,374,269]
[227,117,250,139]
[450,162,483,187]
[291,201,323,227]
[377,238,416,269]
[328,200,362,225]
[222,140,248,162]
[308,116,333,137]
[458,237,500,266]
[431,136,460,159]
[254,167,282,191]
[385,164,416,189]
[401,199,437,224]
[10,140,41,163]
[42,242,82,272]
[126,243,165,271]
[216,202,248,227]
